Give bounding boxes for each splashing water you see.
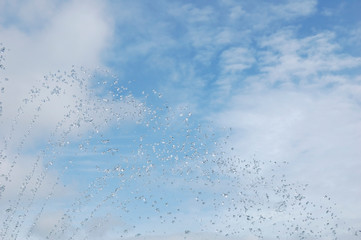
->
[0,46,359,240]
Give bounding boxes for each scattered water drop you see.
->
[0,44,356,240]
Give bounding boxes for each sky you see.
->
[1,0,361,239]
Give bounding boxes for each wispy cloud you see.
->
[220,47,255,73]
[257,30,361,85]
[212,27,361,230]
[269,0,317,20]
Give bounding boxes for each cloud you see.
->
[2,0,112,75]
[257,30,361,85]
[212,47,255,98]
[348,22,361,47]
[270,0,317,20]
[220,47,255,73]
[0,0,61,29]
[0,0,114,132]
[172,4,214,23]
[229,5,245,20]
[211,28,361,232]
[0,1,146,239]
[0,0,149,147]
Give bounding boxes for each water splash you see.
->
[0,46,359,240]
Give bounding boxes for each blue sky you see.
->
[1,0,361,239]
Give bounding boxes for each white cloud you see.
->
[169,4,214,23]
[229,5,245,20]
[0,0,61,29]
[0,0,113,123]
[1,0,112,76]
[0,0,125,145]
[320,8,334,16]
[348,22,361,47]
[270,0,317,20]
[0,1,147,239]
[257,30,361,85]
[211,28,361,233]
[211,47,255,102]
[220,47,255,73]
